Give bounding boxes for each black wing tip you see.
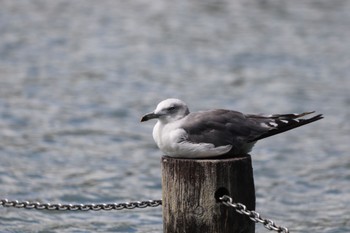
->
[249,112,323,142]
[306,113,324,121]
[301,111,315,115]
[285,111,323,122]
[281,111,324,128]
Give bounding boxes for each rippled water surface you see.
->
[1,1,349,232]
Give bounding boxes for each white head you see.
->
[141,98,190,123]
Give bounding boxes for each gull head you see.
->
[141,98,190,123]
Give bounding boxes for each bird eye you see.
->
[167,106,176,111]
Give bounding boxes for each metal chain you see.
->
[2,196,289,233]
[219,195,289,233]
[0,199,162,211]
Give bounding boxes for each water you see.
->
[0,0,349,232]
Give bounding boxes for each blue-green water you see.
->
[0,1,349,232]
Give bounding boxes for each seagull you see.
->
[141,98,323,158]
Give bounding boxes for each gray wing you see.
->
[181,109,323,146]
[180,109,268,147]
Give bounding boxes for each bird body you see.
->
[141,98,323,158]
[153,115,233,157]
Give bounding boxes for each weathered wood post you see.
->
[161,154,255,233]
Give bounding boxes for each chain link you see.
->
[219,195,289,233]
[0,199,162,211]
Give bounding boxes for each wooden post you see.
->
[161,155,255,233]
